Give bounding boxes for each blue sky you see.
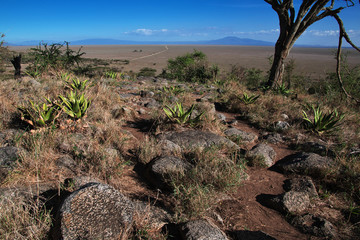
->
[1,0,360,46]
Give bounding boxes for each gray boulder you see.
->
[145,156,192,189]
[158,130,240,150]
[283,176,318,198]
[261,191,310,214]
[248,143,276,167]
[262,133,284,144]
[0,129,23,146]
[224,127,258,144]
[275,152,335,177]
[157,140,182,156]
[300,142,335,157]
[57,183,134,240]
[181,219,229,240]
[291,214,336,239]
[0,146,23,182]
[0,146,22,166]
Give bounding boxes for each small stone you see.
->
[181,219,229,240]
[224,128,258,144]
[280,113,289,120]
[275,121,290,131]
[262,191,310,214]
[248,143,276,167]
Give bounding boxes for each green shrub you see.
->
[165,50,213,83]
[137,67,156,77]
[28,41,85,74]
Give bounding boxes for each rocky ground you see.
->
[0,75,358,239]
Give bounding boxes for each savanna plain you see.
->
[1,44,360,239]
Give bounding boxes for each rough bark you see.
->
[11,54,21,79]
[265,0,354,89]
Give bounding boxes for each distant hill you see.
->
[9,36,274,46]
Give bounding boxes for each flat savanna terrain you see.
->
[11,45,360,78]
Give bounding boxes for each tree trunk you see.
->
[11,54,21,79]
[267,42,291,88]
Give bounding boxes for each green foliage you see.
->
[28,41,85,74]
[0,33,9,73]
[245,68,264,88]
[59,91,91,119]
[104,71,122,79]
[137,67,156,77]
[64,77,89,92]
[239,92,260,105]
[162,85,185,96]
[165,50,213,83]
[163,102,204,125]
[24,68,42,78]
[302,105,345,134]
[276,83,291,96]
[18,98,60,128]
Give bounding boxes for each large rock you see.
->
[57,183,134,240]
[158,130,240,150]
[248,143,276,167]
[224,127,258,144]
[275,152,335,177]
[0,146,23,182]
[291,214,336,239]
[283,176,318,198]
[181,219,229,240]
[145,156,192,189]
[260,191,310,214]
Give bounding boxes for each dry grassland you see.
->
[11,45,360,78]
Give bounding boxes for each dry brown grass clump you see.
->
[0,195,52,240]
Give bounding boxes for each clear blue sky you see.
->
[1,0,359,46]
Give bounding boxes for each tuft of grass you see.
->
[0,195,52,240]
[170,147,247,219]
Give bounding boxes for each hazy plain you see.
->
[10,45,360,78]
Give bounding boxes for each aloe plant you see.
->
[277,83,291,96]
[18,98,60,128]
[104,71,121,80]
[239,92,260,105]
[59,91,91,119]
[302,105,345,134]
[163,102,203,125]
[162,86,184,95]
[65,77,89,92]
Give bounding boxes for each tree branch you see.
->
[333,13,360,104]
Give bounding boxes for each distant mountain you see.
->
[9,36,275,46]
[201,36,274,46]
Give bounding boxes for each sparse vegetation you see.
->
[1,43,360,239]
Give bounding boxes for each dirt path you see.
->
[130,45,169,61]
[117,100,312,239]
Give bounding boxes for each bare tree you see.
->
[265,0,359,89]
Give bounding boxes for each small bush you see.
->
[165,50,213,83]
[28,41,85,75]
[137,67,156,77]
